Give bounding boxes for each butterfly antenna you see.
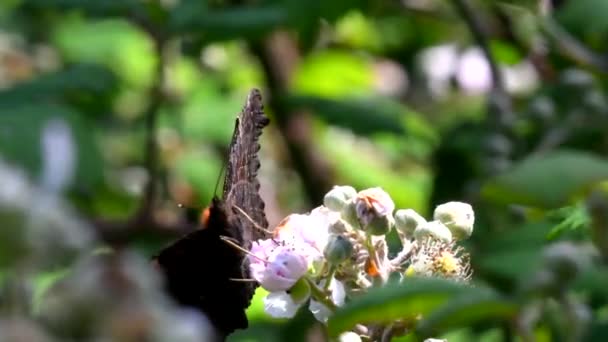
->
[213,161,227,198]
[219,235,267,263]
[229,278,257,282]
[232,205,273,235]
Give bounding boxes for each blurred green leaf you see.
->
[170,4,286,41]
[20,0,143,16]
[53,18,156,89]
[557,0,608,36]
[286,95,405,135]
[174,149,223,205]
[327,277,468,337]
[0,64,116,106]
[482,150,608,208]
[0,104,103,189]
[490,40,523,65]
[416,290,518,338]
[573,267,608,301]
[546,203,590,239]
[292,51,374,97]
[476,222,550,286]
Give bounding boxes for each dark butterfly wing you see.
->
[223,88,270,248]
[155,199,248,339]
[155,89,270,339]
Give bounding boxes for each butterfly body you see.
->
[155,89,270,339]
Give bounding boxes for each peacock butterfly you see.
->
[154,89,270,339]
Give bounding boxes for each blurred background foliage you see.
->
[1,0,608,341]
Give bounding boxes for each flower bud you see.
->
[394,209,427,237]
[340,201,361,229]
[323,234,354,265]
[324,185,357,212]
[433,201,474,240]
[354,187,395,235]
[365,214,393,236]
[414,221,452,243]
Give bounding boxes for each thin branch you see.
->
[138,38,166,219]
[540,17,608,74]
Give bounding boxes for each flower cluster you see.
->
[247,186,475,328]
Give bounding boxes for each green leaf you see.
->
[327,277,467,337]
[482,150,608,208]
[557,0,608,36]
[170,5,286,41]
[416,290,518,338]
[285,95,406,135]
[53,18,156,89]
[20,0,143,17]
[0,64,117,106]
[490,40,523,65]
[292,51,374,97]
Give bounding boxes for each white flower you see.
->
[274,208,335,258]
[263,291,301,318]
[433,201,474,240]
[249,241,309,292]
[309,278,346,323]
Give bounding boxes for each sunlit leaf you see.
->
[292,51,374,97]
[327,277,468,337]
[482,150,608,208]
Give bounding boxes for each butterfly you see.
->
[154,89,270,339]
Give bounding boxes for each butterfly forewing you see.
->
[223,89,270,249]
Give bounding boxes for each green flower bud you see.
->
[340,201,361,230]
[364,214,393,236]
[394,209,426,237]
[324,186,357,212]
[287,277,311,305]
[433,201,474,240]
[414,220,452,243]
[324,234,354,265]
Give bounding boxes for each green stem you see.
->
[324,265,337,291]
[306,277,338,312]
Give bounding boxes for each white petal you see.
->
[263,292,301,318]
[309,278,346,323]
